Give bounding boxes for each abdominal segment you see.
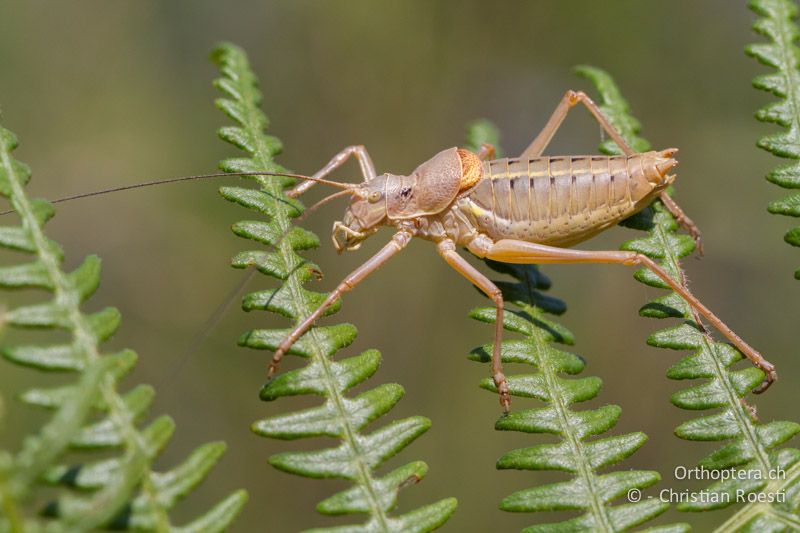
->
[457,154,665,247]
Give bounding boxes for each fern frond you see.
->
[0,121,247,531]
[465,123,686,533]
[746,0,800,280]
[576,66,800,525]
[466,119,504,158]
[212,42,456,532]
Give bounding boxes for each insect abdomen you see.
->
[457,152,675,247]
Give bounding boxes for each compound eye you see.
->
[368,191,381,203]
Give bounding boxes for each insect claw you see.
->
[753,370,777,394]
[397,473,423,492]
[694,236,705,257]
[494,373,511,413]
[267,356,282,379]
[500,393,511,413]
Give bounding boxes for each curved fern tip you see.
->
[572,64,602,78]
[0,126,17,150]
[210,41,244,64]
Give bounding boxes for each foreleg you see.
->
[269,229,413,376]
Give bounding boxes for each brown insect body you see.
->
[278,89,775,412]
[405,149,678,250]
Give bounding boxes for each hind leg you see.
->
[476,238,776,393]
[287,145,376,198]
[520,90,635,158]
[658,192,703,255]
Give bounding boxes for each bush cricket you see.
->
[11,90,777,412]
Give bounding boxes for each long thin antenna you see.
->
[0,170,354,216]
[297,189,353,221]
[157,268,257,388]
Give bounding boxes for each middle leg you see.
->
[269,229,412,377]
[437,239,510,412]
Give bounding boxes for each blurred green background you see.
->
[0,1,798,531]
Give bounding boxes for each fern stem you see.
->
[97,394,171,533]
[514,270,616,529]
[694,333,770,475]
[311,326,391,529]
[576,66,800,525]
[650,216,776,496]
[211,44,451,530]
[751,0,800,141]
[0,116,245,530]
[468,120,673,531]
[748,0,800,278]
[277,246,390,526]
[533,321,615,532]
[259,151,392,529]
[650,222,772,478]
